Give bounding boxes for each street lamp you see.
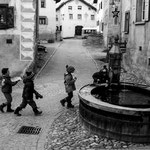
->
[108,36,122,86]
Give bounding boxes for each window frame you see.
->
[69,14,73,19]
[0,4,14,29]
[78,6,82,10]
[91,15,95,20]
[56,15,58,21]
[124,11,130,34]
[77,14,82,20]
[68,6,72,10]
[41,0,46,8]
[136,0,149,23]
[39,16,48,25]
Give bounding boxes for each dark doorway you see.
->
[75,26,83,36]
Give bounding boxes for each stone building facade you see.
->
[96,0,150,84]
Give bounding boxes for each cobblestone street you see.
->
[44,37,150,150]
[45,106,150,150]
[0,38,150,149]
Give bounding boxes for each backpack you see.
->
[64,73,68,84]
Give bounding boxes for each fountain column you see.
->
[108,37,122,86]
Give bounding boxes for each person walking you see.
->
[0,68,19,113]
[14,71,43,116]
[60,65,77,108]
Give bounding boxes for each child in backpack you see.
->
[60,65,77,108]
[0,68,20,113]
[14,71,43,116]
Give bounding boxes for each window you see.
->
[124,11,130,33]
[148,58,150,66]
[60,25,62,31]
[136,0,149,22]
[101,22,104,31]
[97,20,99,26]
[0,4,14,29]
[101,2,102,9]
[78,6,82,10]
[56,15,58,21]
[78,14,82,20]
[39,17,47,25]
[69,14,73,19]
[68,6,72,10]
[91,15,95,20]
[41,0,46,8]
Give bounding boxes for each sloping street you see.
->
[0,39,97,150]
[0,38,150,149]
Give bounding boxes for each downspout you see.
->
[33,0,39,72]
[119,0,122,42]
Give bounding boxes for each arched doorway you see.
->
[75,26,83,36]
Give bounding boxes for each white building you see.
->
[95,0,104,33]
[56,0,97,38]
[39,0,57,42]
[0,0,37,76]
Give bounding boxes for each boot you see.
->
[14,107,22,116]
[0,103,6,113]
[33,108,42,116]
[60,98,66,107]
[7,104,14,112]
[67,102,74,109]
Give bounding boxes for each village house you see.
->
[94,0,121,47]
[56,0,97,38]
[0,0,38,76]
[95,0,150,83]
[39,0,58,42]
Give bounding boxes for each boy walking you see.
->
[14,71,43,116]
[60,65,77,108]
[0,68,19,113]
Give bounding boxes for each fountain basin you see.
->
[78,83,150,143]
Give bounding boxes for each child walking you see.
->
[0,68,19,113]
[14,71,43,116]
[60,65,77,108]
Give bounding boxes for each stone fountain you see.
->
[78,38,150,143]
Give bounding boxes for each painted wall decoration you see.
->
[20,0,35,61]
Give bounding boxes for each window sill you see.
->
[124,31,129,34]
[135,21,145,25]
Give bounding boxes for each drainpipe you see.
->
[119,0,122,42]
[34,0,39,72]
[36,0,39,42]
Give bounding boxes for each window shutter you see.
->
[136,0,142,22]
[124,12,130,33]
[46,17,48,25]
[145,0,149,21]
[0,7,7,29]
[7,7,14,28]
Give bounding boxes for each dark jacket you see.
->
[1,75,17,93]
[22,76,37,100]
[64,73,76,93]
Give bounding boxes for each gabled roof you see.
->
[56,0,97,11]
[55,0,61,3]
[93,0,97,3]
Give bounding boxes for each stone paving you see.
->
[44,37,150,150]
[45,106,150,150]
[0,38,150,149]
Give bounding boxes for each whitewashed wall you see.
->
[39,0,56,41]
[57,0,96,38]
[0,0,36,77]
